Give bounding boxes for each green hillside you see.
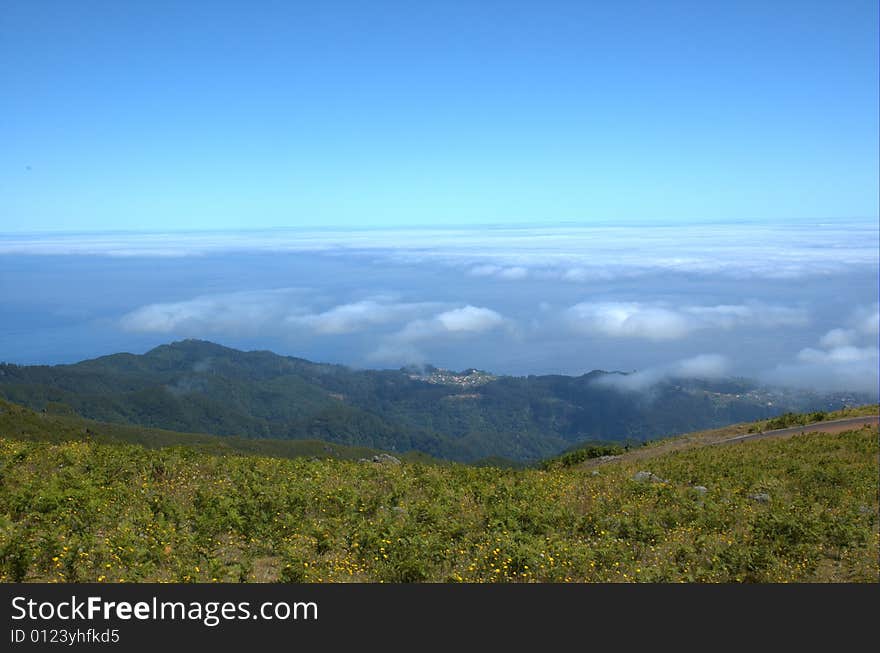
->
[0,410,876,583]
[0,399,433,464]
[0,339,866,462]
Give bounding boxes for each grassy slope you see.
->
[573,405,880,469]
[0,414,876,583]
[0,398,434,463]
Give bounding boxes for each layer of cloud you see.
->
[119,289,306,336]
[121,291,444,339]
[761,304,880,395]
[121,291,511,368]
[593,354,731,392]
[4,221,876,281]
[469,265,529,280]
[819,328,857,348]
[852,303,879,336]
[763,349,879,396]
[565,301,808,340]
[566,302,690,340]
[436,306,506,333]
[394,306,507,343]
[369,306,509,365]
[286,299,440,335]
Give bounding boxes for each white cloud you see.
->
[287,299,440,335]
[121,291,443,338]
[565,301,807,340]
[566,302,690,340]
[561,267,616,282]
[762,306,880,395]
[468,265,528,280]
[797,345,877,365]
[853,303,879,336]
[395,306,507,343]
[5,221,875,282]
[497,266,528,280]
[469,265,501,277]
[683,304,808,329]
[436,306,506,333]
[121,292,511,368]
[369,305,509,364]
[819,328,856,348]
[593,354,731,392]
[119,289,306,335]
[764,351,879,395]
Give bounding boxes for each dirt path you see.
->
[711,415,879,446]
[581,414,879,469]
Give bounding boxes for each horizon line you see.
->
[2,215,878,237]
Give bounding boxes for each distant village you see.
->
[406,367,496,388]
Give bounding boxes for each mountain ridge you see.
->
[0,339,869,462]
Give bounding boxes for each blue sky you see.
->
[0,3,877,396]
[2,0,878,231]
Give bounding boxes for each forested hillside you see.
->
[0,340,866,462]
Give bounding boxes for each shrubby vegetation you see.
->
[760,411,828,430]
[540,443,625,470]
[1,418,876,583]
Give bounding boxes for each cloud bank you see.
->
[120,291,444,338]
[121,291,511,367]
[469,265,530,280]
[286,299,441,335]
[565,301,807,340]
[593,354,731,392]
[369,306,509,365]
[119,289,307,336]
[762,304,879,395]
[4,221,876,281]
